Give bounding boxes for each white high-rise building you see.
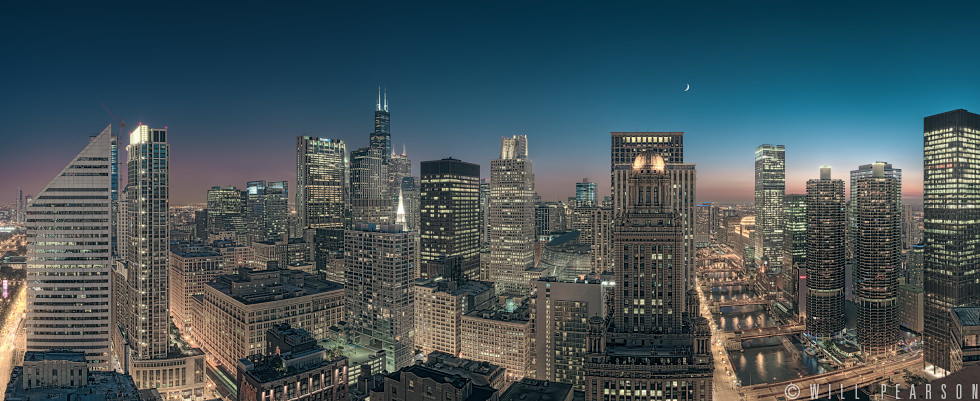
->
[115,125,206,399]
[345,223,416,372]
[26,126,113,370]
[489,135,536,296]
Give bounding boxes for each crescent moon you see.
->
[685,84,690,92]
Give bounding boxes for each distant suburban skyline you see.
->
[4,2,980,205]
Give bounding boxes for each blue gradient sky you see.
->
[3,2,979,205]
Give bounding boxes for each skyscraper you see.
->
[345,223,416,372]
[853,162,901,355]
[783,193,807,314]
[584,151,712,400]
[479,178,490,246]
[25,126,113,369]
[849,162,901,260]
[805,166,846,339]
[695,202,712,248]
[123,125,171,360]
[489,135,536,296]
[609,132,683,216]
[575,178,597,207]
[400,177,420,231]
[610,132,696,296]
[783,194,807,268]
[245,180,289,243]
[372,87,391,164]
[296,136,346,232]
[350,146,391,224]
[754,144,785,274]
[923,109,980,375]
[388,146,411,210]
[419,158,481,280]
[296,136,347,274]
[263,181,288,240]
[117,125,206,398]
[206,185,246,242]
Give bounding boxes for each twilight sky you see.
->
[3,2,980,205]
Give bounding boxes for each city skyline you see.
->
[6,3,980,204]
[8,3,980,400]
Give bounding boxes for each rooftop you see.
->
[499,378,573,401]
[171,248,221,258]
[240,350,346,384]
[415,277,494,296]
[23,350,86,363]
[4,368,145,401]
[208,268,343,305]
[319,332,386,366]
[953,306,980,327]
[464,303,530,323]
[423,351,502,387]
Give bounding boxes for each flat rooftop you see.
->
[953,306,980,327]
[500,378,573,401]
[24,351,86,363]
[208,269,343,305]
[4,368,143,401]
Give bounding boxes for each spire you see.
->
[396,188,407,227]
[383,88,388,112]
[377,86,382,112]
[402,143,406,156]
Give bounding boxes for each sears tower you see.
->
[372,87,392,164]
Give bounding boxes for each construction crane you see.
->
[100,102,126,137]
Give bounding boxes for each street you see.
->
[0,285,26,401]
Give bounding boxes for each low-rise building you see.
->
[212,240,254,269]
[414,278,494,358]
[951,307,980,372]
[170,245,230,335]
[4,351,161,401]
[898,283,924,334]
[237,324,348,401]
[251,235,311,270]
[499,378,574,401]
[369,365,498,401]
[199,268,344,371]
[460,302,533,383]
[423,351,506,390]
[319,325,387,386]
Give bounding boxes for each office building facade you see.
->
[199,268,345,372]
[25,126,113,369]
[296,136,347,231]
[420,159,481,280]
[246,180,289,243]
[754,144,785,274]
[489,135,536,296]
[575,179,597,207]
[923,109,980,374]
[414,278,494,358]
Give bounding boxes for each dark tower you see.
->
[371,87,391,164]
[923,109,980,374]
